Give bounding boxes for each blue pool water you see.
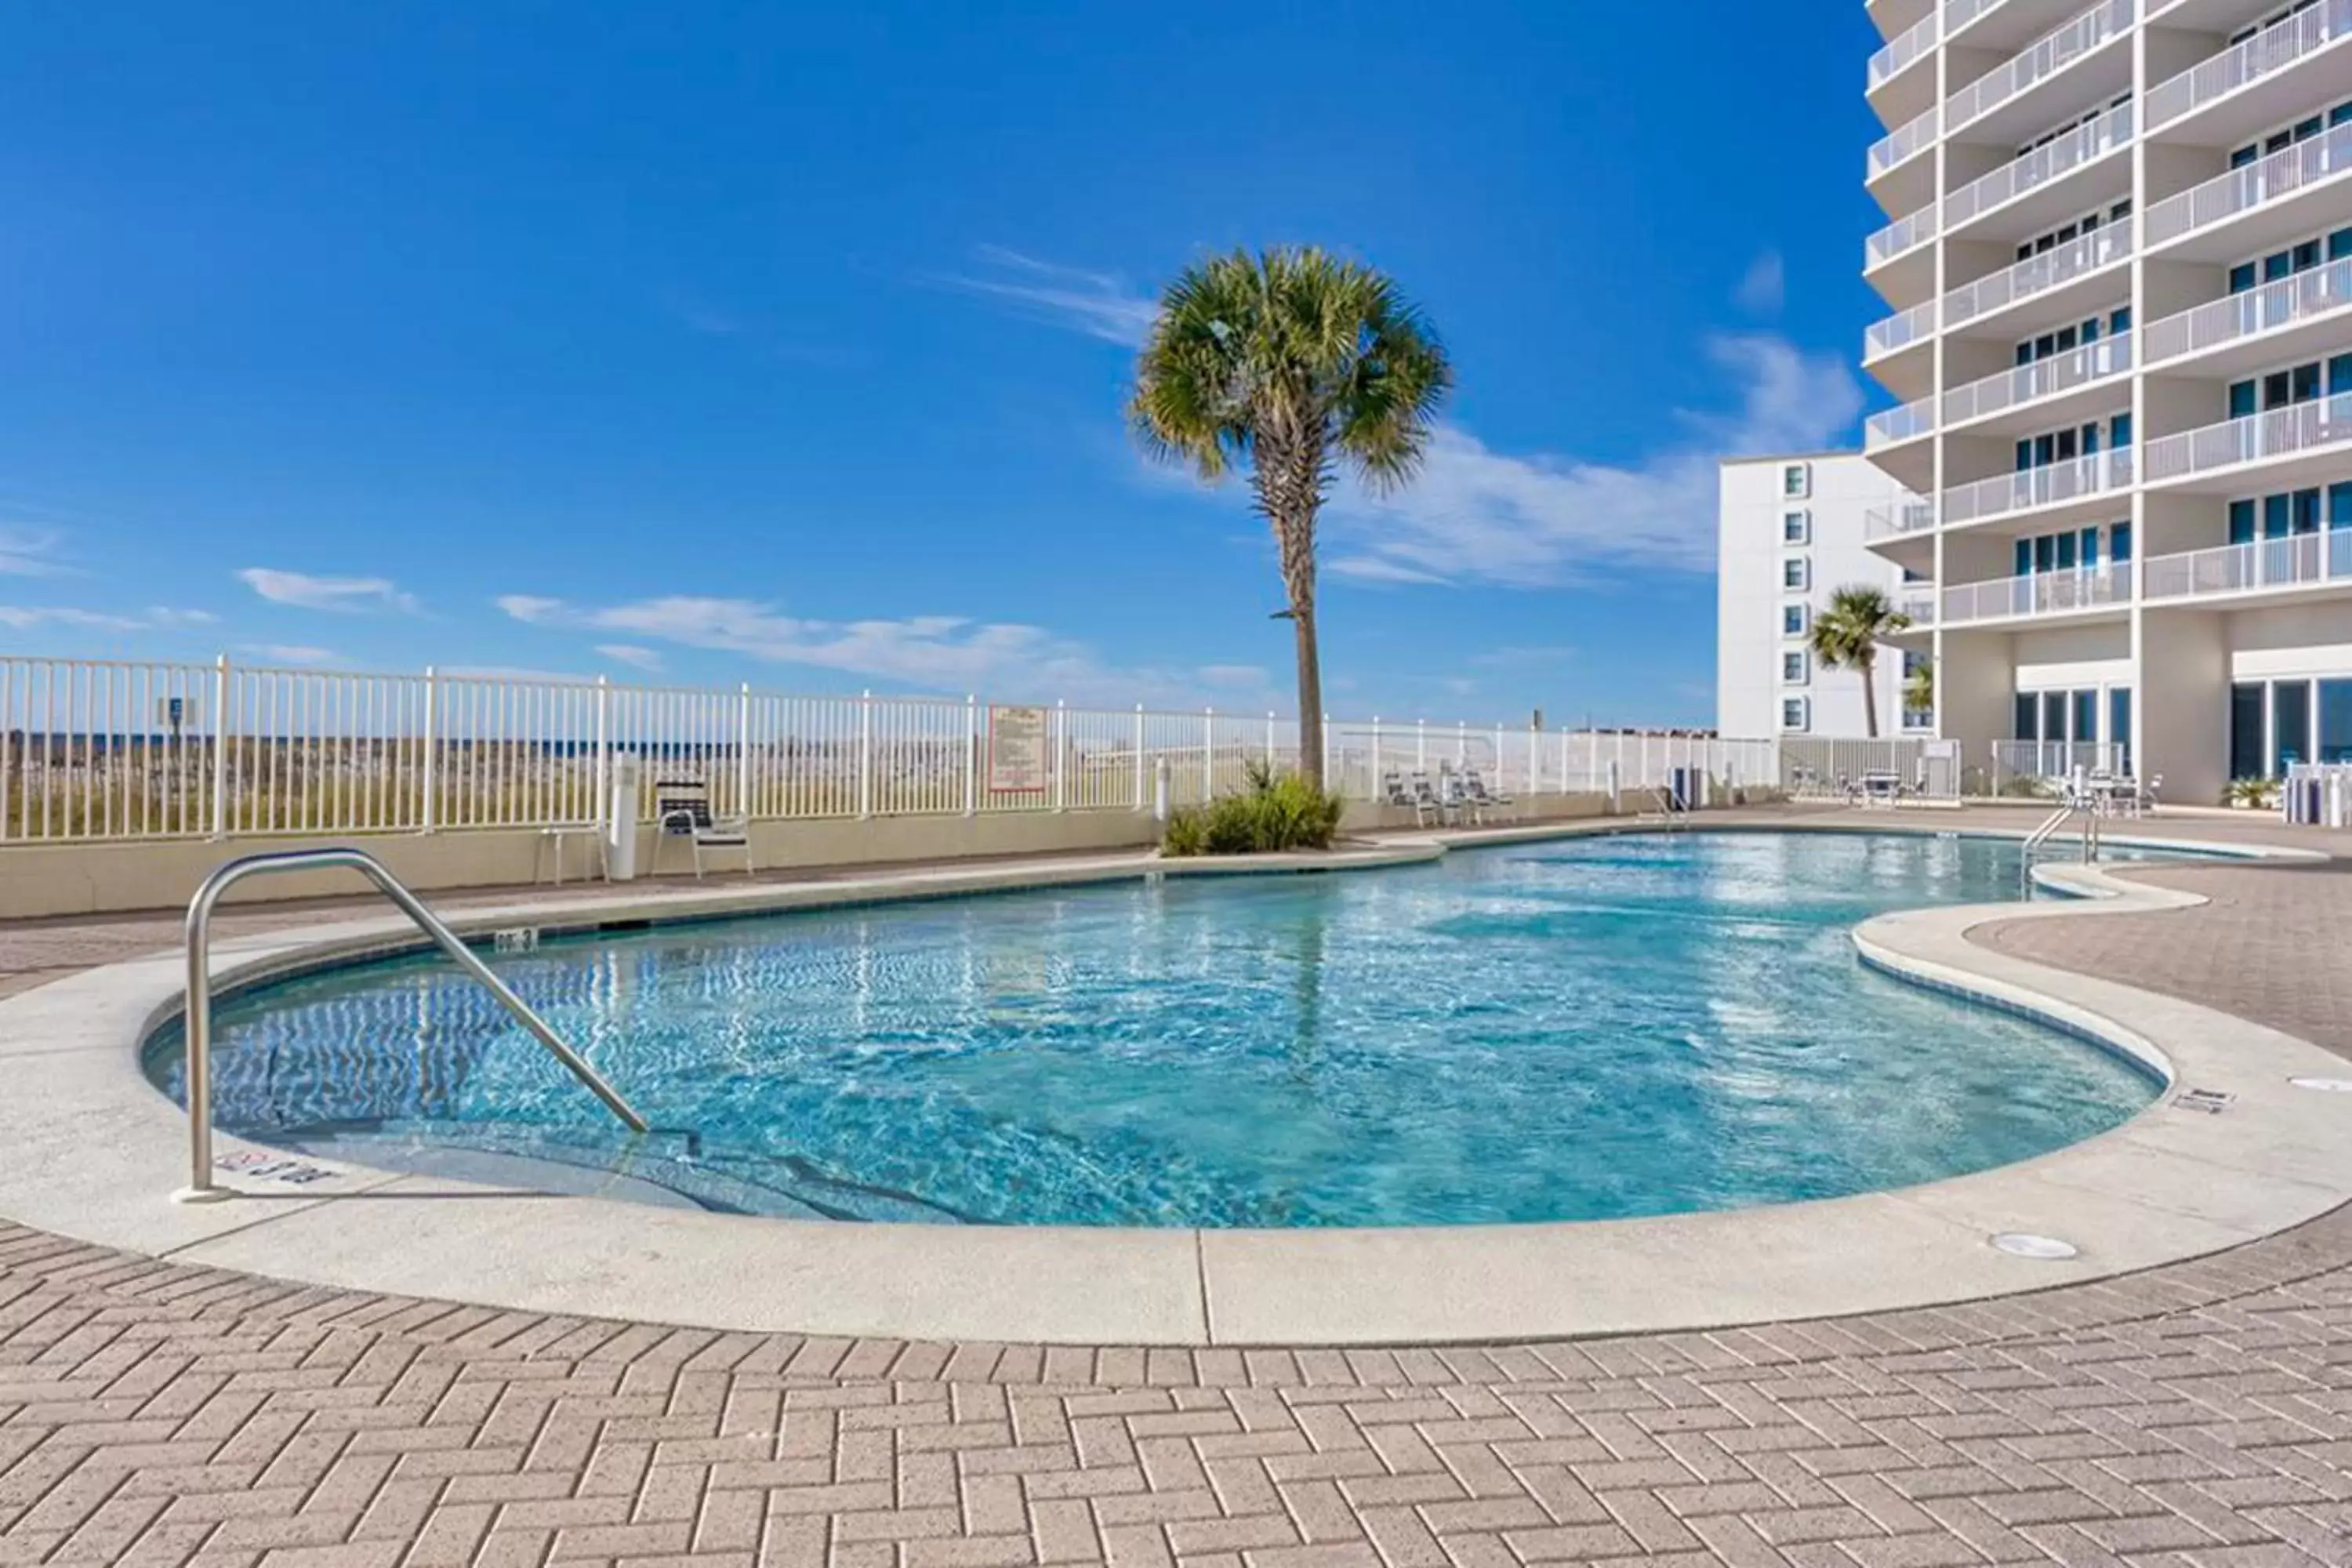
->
[149,833,2163,1228]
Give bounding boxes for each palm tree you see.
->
[1808,584,1912,739]
[1130,246,1453,790]
[1902,658,1934,727]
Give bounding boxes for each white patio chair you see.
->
[650,779,753,879]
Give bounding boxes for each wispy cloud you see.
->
[1735,250,1786,315]
[594,642,665,671]
[238,643,343,666]
[238,568,422,615]
[0,604,215,631]
[0,529,71,578]
[1469,644,1577,669]
[938,245,1157,347]
[498,592,1276,709]
[1325,333,1862,589]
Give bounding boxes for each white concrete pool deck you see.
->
[0,821,2347,1346]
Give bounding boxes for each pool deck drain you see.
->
[0,808,2350,1563]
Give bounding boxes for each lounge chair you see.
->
[1464,767,1513,819]
[1383,771,1439,828]
[651,779,753,878]
[1438,765,1482,826]
[1407,770,1454,826]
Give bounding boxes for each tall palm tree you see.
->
[1130,246,1453,789]
[1808,584,1912,739]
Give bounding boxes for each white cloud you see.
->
[1326,333,1862,589]
[938,245,1157,347]
[0,604,212,632]
[1736,251,1786,314]
[0,530,68,577]
[499,593,1279,710]
[1196,663,1270,690]
[238,568,422,615]
[238,643,343,666]
[595,643,665,671]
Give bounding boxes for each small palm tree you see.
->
[1130,246,1453,789]
[1902,659,1934,726]
[1808,585,1912,739]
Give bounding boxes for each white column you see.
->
[209,654,231,839]
[858,690,873,819]
[1132,704,1145,811]
[417,662,437,835]
[964,695,978,817]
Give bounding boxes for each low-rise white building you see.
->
[1719,452,1927,740]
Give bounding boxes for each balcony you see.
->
[1864,496,1939,540]
[1865,298,1939,361]
[1870,10,1939,92]
[1944,217,2132,328]
[1899,586,1940,624]
[1941,563,2133,624]
[1944,100,2134,233]
[2145,0,2352,133]
[1944,0,2135,137]
[2145,118,2352,252]
[1865,395,1936,450]
[1868,104,1941,179]
[2142,255,2352,367]
[1942,334,2133,428]
[2144,532,2352,601]
[1942,447,2134,527]
[2145,394,2352,485]
[1867,204,1940,270]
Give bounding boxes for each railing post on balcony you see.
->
[1052,699,1066,812]
[735,684,753,819]
[965,695,979,817]
[209,654,231,840]
[1131,703,1145,812]
[857,690,873,820]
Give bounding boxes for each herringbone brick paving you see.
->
[4,809,2351,1563]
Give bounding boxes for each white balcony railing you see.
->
[1867,204,1940,267]
[2144,393,2352,482]
[1941,564,2133,623]
[2143,255,2352,364]
[1942,447,2134,526]
[1944,217,2132,327]
[1947,0,2135,134]
[1944,101,2135,230]
[1870,9,1940,89]
[1864,497,1940,539]
[1899,588,1940,625]
[2146,118,2352,248]
[2145,0,2352,130]
[1865,298,1939,359]
[1869,104,1943,177]
[2144,532,2352,598]
[1942,335,2133,426]
[1946,0,2011,34]
[1866,396,1936,448]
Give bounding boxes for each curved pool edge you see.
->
[0,825,2347,1347]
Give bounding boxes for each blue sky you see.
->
[0,3,1885,726]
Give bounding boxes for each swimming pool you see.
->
[148,833,2164,1229]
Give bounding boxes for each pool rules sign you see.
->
[987,705,1050,796]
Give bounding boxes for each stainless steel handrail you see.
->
[174,846,648,1204]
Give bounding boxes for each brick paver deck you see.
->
[2,809,2350,1566]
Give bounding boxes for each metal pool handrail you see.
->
[173,846,648,1204]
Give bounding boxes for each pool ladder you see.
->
[173,847,648,1204]
[2021,793,2104,893]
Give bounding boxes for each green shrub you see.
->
[1160,760,1345,856]
[2224,776,2281,810]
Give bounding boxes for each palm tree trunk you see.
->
[1292,599,1324,790]
[1860,652,1881,739]
[1259,432,1330,792]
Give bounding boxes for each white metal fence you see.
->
[0,655,1801,845]
[1989,741,2129,798]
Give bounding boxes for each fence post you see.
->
[1494,722,1505,789]
[1530,719,1541,796]
[416,664,439,834]
[965,695,978,817]
[209,655,231,840]
[593,676,610,826]
[1052,700,1066,812]
[1371,716,1381,786]
[736,684,753,818]
[1321,712,1331,793]
[858,691,873,819]
[1457,720,1468,768]
[1265,710,1276,768]
[1415,719,1425,771]
[1203,707,1214,801]
[1132,704,1145,811]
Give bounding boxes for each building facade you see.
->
[1860,0,2352,804]
[1719,452,1928,740]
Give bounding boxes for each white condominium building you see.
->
[1719,452,1928,740]
[1861,0,2352,803]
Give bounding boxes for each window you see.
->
[2013,201,2132,263]
[2013,691,2039,742]
[1782,463,1810,499]
[2111,521,2132,561]
[2071,690,2098,750]
[2227,96,2352,166]
[1780,697,1810,733]
[1783,557,1810,590]
[1782,602,1809,637]
[1781,510,1810,544]
[2109,688,2132,771]
[2231,683,2267,779]
[2233,488,2337,542]
[1782,651,1809,685]
[2321,678,2352,764]
[1901,652,1932,731]
[2275,681,2313,775]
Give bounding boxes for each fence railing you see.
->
[1946,0,2133,136]
[1779,737,1962,803]
[2143,532,2352,599]
[1870,9,1939,89]
[1991,741,2128,797]
[2145,0,2352,130]
[2145,117,2352,249]
[0,655,1788,845]
[1944,100,2133,231]
[1944,216,2132,328]
[1941,333,2132,427]
[1868,104,1941,179]
[2144,391,2352,482]
[1942,446,2133,527]
[2143,254,2352,365]
[1942,563,2132,624]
